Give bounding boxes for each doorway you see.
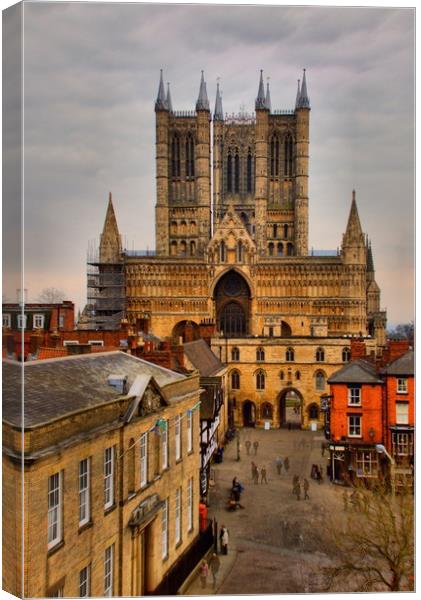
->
[242,400,256,427]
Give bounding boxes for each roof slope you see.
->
[382,350,414,376]
[328,359,382,384]
[183,339,224,377]
[3,351,184,428]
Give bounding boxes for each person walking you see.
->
[251,461,257,482]
[253,466,260,485]
[275,456,283,475]
[209,553,220,589]
[220,525,229,555]
[303,478,310,500]
[245,440,251,455]
[253,440,259,455]
[293,480,301,500]
[284,457,290,474]
[261,466,268,484]
[199,560,209,589]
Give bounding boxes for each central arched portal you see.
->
[278,388,304,429]
[214,270,251,337]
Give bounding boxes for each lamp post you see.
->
[375,444,396,495]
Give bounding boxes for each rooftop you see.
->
[382,350,414,376]
[327,359,383,385]
[183,339,225,377]
[3,351,185,429]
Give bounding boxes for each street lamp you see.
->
[375,444,396,495]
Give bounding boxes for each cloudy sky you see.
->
[4,2,414,325]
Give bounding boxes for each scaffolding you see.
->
[82,246,126,330]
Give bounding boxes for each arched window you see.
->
[287,243,294,256]
[308,404,319,420]
[190,241,196,256]
[247,150,253,193]
[171,221,178,234]
[286,347,295,362]
[284,134,293,177]
[268,243,274,257]
[256,370,265,390]
[284,224,288,239]
[231,347,240,361]
[234,151,240,193]
[273,224,278,238]
[277,242,283,257]
[270,134,279,177]
[180,220,187,234]
[170,241,177,256]
[190,221,197,233]
[186,134,195,177]
[342,347,351,362]
[279,370,285,381]
[180,241,187,256]
[315,371,326,391]
[295,370,301,380]
[316,347,325,362]
[172,134,180,177]
[231,370,240,390]
[281,321,292,337]
[256,347,265,362]
[220,241,226,263]
[227,152,233,192]
[237,241,243,263]
[262,403,273,419]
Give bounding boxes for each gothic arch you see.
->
[213,270,252,337]
[278,387,304,428]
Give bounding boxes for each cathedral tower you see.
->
[294,69,310,256]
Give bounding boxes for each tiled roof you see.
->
[3,351,185,429]
[37,347,68,360]
[382,350,414,376]
[183,339,224,377]
[328,359,382,384]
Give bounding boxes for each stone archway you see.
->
[214,270,251,337]
[171,320,200,343]
[278,388,304,429]
[242,400,256,427]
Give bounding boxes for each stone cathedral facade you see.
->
[86,69,387,430]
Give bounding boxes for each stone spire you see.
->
[265,79,272,113]
[196,71,210,111]
[214,81,223,121]
[341,190,366,264]
[255,70,267,110]
[344,190,364,241]
[166,82,173,112]
[155,69,167,111]
[367,241,375,273]
[297,68,310,108]
[99,192,122,263]
[295,79,301,109]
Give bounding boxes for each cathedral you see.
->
[85,69,387,430]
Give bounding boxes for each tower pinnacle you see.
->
[214,81,223,121]
[255,70,267,110]
[295,79,301,109]
[100,192,122,263]
[265,79,272,113]
[196,71,210,111]
[155,69,167,111]
[297,68,310,109]
[166,82,173,112]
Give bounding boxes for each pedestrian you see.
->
[294,481,301,500]
[321,441,326,457]
[303,478,310,500]
[251,461,257,481]
[261,466,268,484]
[253,466,260,485]
[284,457,290,473]
[253,440,259,455]
[199,560,209,588]
[209,553,220,589]
[220,525,229,555]
[245,440,251,455]
[275,456,283,475]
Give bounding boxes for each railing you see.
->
[172,110,197,118]
[124,249,157,257]
[152,520,214,595]
[311,249,340,257]
[272,109,295,115]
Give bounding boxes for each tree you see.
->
[388,322,414,346]
[323,482,414,592]
[37,287,66,304]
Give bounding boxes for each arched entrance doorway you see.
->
[242,400,256,427]
[278,388,304,429]
[214,270,251,337]
[171,320,200,343]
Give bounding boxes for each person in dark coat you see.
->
[303,478,310,500]
[253,440,259,455]
[261,466,268,484]
[284,457,290,473]
[245,440,251,455]
[293,481,301,500]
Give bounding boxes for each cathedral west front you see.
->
[86,69,387,430]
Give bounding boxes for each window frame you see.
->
[187,411,193,454]
[161,421,169,470]
[175,414,182,461]
[348,414,362,438]
[256,370,265,391]
[161,498,169,559]
[140,433,148,488]
[104,544,114,597]
[79,458,90,527]
[48,471,63,550]
[256,347,265,362]
[79,564,91,598]
[348,386,361,406]
[187,478,193,532]
[285,347,294,362]
[17,314,27,330]
[231,347,240,361]
[315,371,325,391]
[2,313,11,328]
[392,432,413,456]
[396,402,409,425]
[355,450,378,478]
[175,487,182,546]
[397,378,408,394]
[316,347,325,362]
[231,370,240,390]
[104,446,115,510]
[33,313,45,329]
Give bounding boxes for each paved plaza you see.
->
[185,426,346,595]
